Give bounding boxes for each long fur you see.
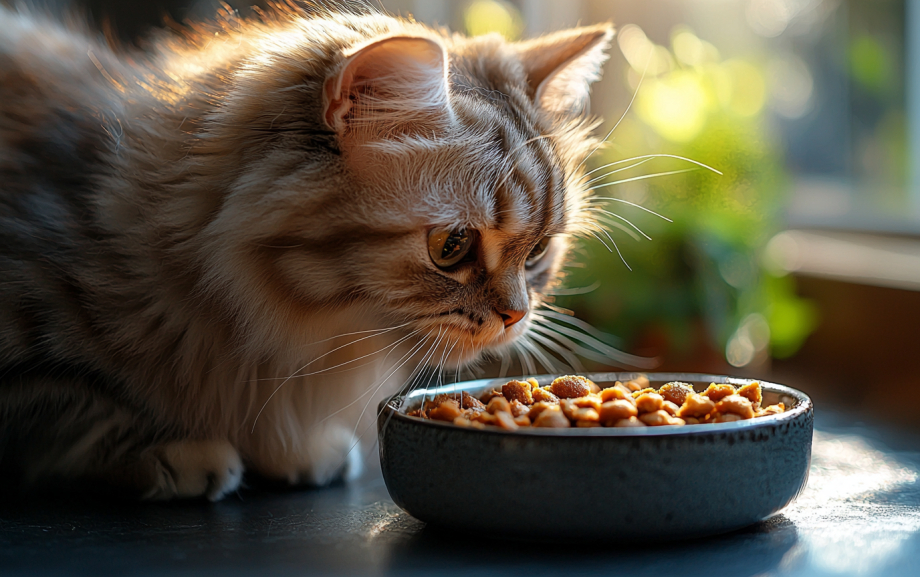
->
[0,2,613,498]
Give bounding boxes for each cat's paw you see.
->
[250,423,363,487]
[144,440,243,501]
[289,424,363,486]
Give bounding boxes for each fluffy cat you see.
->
[0,2,619,500]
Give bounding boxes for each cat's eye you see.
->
[428,228,476,269]
[526,236,551,268]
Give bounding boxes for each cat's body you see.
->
[0,3,612,499]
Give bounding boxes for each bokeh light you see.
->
[637,70,710,142]
[766,54,814,118]
[463,0,523,40]
[623,26,766,142]
[849,34,894,94]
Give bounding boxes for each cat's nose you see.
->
[497,309,526,328]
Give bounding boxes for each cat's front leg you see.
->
[2,377,244,501]
[240,331,412,486]
[244,418,364,487]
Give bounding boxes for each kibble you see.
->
[509,399,530,418]
[599,399,638,423]
[635,393,664,414]
[661,400,680,417]
[658,382,694,406]
[461,391,486,410]
[493,410,519,430]
[677,394,715,419]
[531,387,560,404]
[487,396,511,415]
[576,420,602,428]
[714,394,755,419]
[736,383,762,409]
[428,399,462,422]
[532,407,571,428]
[701,384,736,402]
[614,416,647,427]
[527,401,556,421]
[412,378,786,430]
[600,386,630,403]
[502,380,534,405]
[626,375,650,391]
[639,410,684,427]
[550,375,593,399]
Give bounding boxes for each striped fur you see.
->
[0,3,612,499]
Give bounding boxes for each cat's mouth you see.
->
[412,312,529,367]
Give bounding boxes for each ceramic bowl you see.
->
[377,373,813,541]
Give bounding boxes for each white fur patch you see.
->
[145,441,243,502]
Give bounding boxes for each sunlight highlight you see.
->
[783,431,920,575]
[620,25,767,142]
[464,0,523,40]
[636,70,708,142]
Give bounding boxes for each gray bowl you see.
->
[377,372,813,541]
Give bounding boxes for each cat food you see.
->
[409,376,785,430]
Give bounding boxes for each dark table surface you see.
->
[2,409,919,577]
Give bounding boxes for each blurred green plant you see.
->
[559,25,818,369]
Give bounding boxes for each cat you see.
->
[0,1,617,500]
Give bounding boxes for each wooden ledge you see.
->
[766,229,920,292]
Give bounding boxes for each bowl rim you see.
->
[380,372,813,438]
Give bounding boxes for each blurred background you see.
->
[65,0,920,430]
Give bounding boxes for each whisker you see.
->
[583,153,723,178]
[541,281,601,296]
[586,230,613,253]
[380,332,441,422]
[535,300,573,316]
[300,332,429,437]
[346,330,442,465]
[586,197,673,222]
[436,337,459,388]
[454,342,465,384]
[406,328,445,421]
[589,168,699,191]
[249,330,418,432]
[382,335,435,399]
[341,333,442,476]
[257,322,411,383]
[252,329,418,383]
[534,309,623,347]
[528,331,585,373]
[206,319,411,376]
[531,321,656,368]
[588,225,632,271]
[519,336,563,374]
[592,215,643,243]
[584,158,654,186]
[499,348,511,378]
[576,44,652,171]
[585,207,652,240]
[515,342,537,376]
[286,330,420,380]
[531,324,628,366]
[302,320,413,347]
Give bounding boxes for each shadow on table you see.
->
[382,514,800,577]
[5,423,919,577]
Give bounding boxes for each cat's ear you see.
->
[323,35,451,136]
[516,24,614,114]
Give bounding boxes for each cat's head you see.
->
[199,14,612,368]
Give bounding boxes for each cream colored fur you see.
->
[0,4,614,499]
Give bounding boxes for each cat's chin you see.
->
[416,319,530,369]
